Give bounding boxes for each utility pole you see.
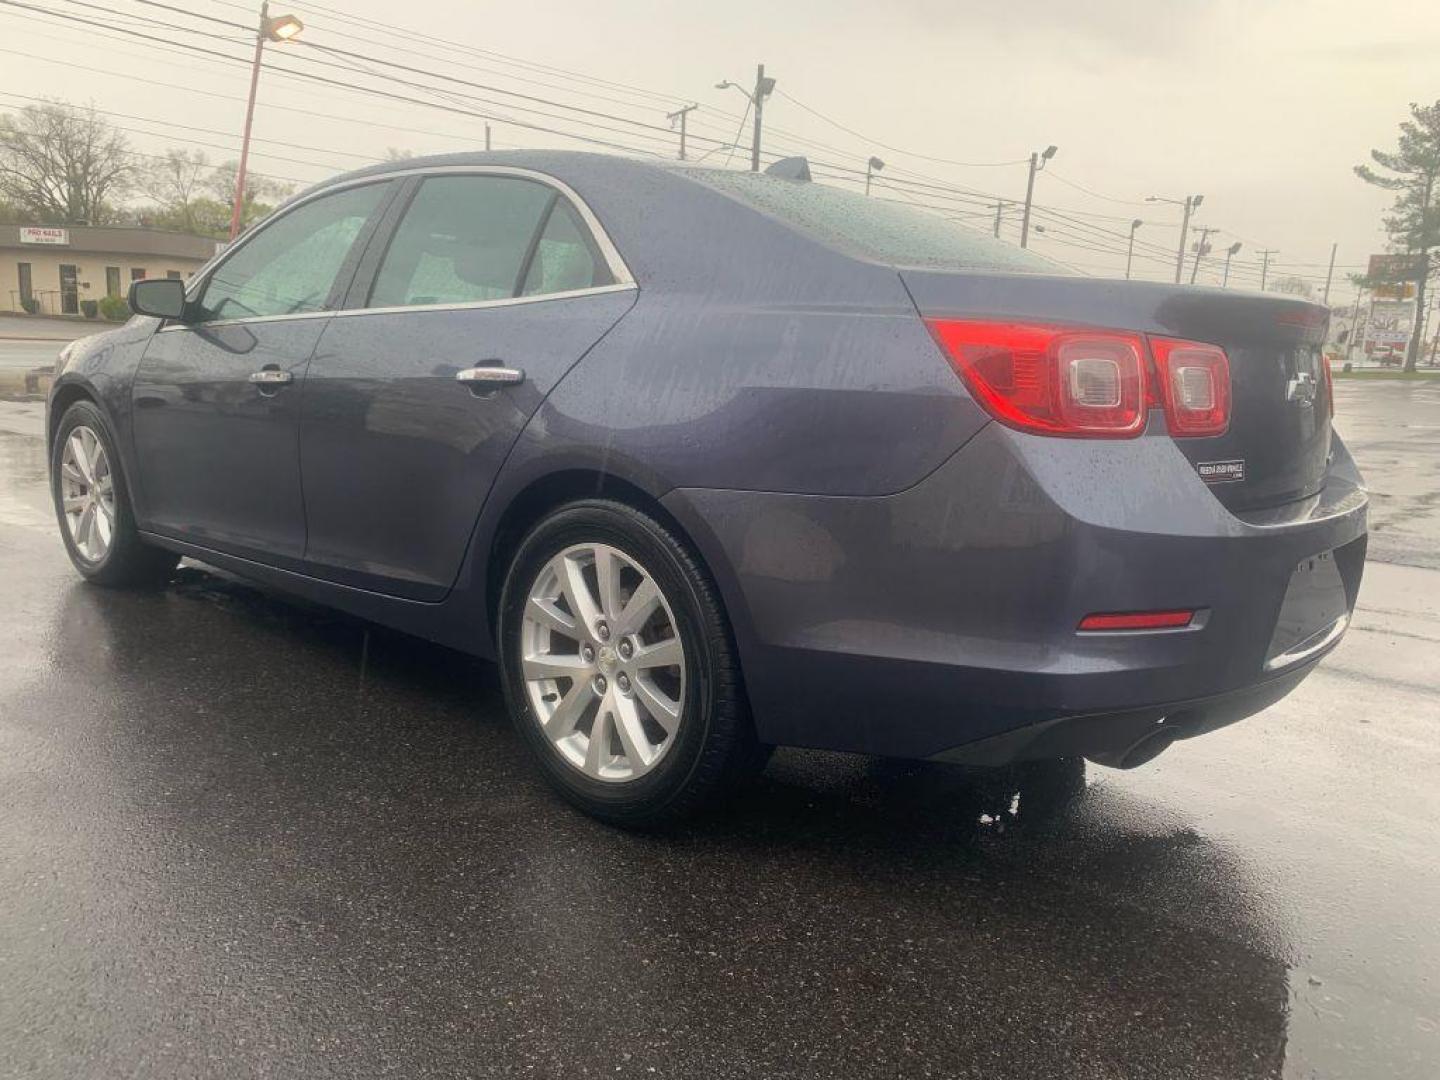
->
[1407,170,1434,371]
[484,123,491,151]
[1147,193,1204,284]
[229,2,304,241]
[864,156,885,196]
[1258,248,1278,291]
[750,64,774,172]
[1345,287,1364,364]
[666,103,698,161]
[1125,219,1142,280]
[1019,144,1057,249]
[1189,226,1217,284]
[1322,241,1337,304]
[993,201,1006,239]
[1222,241,1242,287]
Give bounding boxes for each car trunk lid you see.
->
[901,270,1333,513]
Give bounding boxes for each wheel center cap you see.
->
[596,644,618,672]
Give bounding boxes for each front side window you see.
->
[369,176,555,308]
[195,182,388,323]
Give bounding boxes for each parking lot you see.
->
[1,351,1437,1078]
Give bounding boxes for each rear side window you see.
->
[196,182,388,322]
[679,168,1063,274]
[370,176,554,308]
[521,200,613,296]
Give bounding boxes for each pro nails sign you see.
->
[19,227,70,246]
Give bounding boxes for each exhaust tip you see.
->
[1118,727,1176,769]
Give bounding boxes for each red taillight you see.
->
[925,320,1147,438]
[1150,337,1230,437]
[926,319,1233,441]
[1078,610,1195,632]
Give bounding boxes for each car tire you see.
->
[498,499,763,827]
[51,400,178,588]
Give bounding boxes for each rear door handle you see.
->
[456,365,525,386]
[249,369,293,385]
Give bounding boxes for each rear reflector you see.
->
[1150,338,1230,437]
[925,320,1148,438]
[1078,610,1196,632]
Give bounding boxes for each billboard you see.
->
[1367,253,1425,282]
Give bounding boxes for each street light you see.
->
[716,66,776,171]
[865,155,885,196]
[1147,193,1204,284]
[265,12,303,39]
[1019,144,1057,249]
[1125,219,1143,280]
[229,2,304,241]
[1222,241,1242,287]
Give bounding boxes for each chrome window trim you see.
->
[157,281,637,331]
[167,164,635,332]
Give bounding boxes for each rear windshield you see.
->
[678,167,1065,274]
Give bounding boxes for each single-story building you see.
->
[1,224,221,316]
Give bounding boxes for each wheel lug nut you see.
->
[581,644,595,663]
[596,620,610,641]
[593,675,608,694]
[617,673,631,693]
[618,641,633,660]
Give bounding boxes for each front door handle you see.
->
[456,365,525,386]
[249,369,293,385]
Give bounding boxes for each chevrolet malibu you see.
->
[47,151,1367,825]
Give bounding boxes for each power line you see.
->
[94,0,720,153]
[197,0,694,112]
[774,89,1027,168]
[0,89,374,168]
[8,1,1356,277]
[1045,169,1151,206]
[0,1,674,157]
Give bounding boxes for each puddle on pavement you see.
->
[0,431,53,530]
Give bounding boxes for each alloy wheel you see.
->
[59,425,116,563]
[520,542,686,781]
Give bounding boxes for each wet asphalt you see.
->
[1,370,1437,1079]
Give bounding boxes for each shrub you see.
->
[20,297,39,315]
[99,295,130,322]
[80,299,99,319]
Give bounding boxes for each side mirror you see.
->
[128,278,188,320]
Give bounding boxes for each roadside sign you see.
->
[1367,253,1425,282]
[18,227,70,246]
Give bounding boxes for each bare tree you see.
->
[138,149,212,234]
[0,101,133,224]
[205,160,294,232]
[1356,100,1440,372]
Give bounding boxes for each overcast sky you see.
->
[3,0,1437,300]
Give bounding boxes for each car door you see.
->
[130,180,395,564]
[297,169,637,599]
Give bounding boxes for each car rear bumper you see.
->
[662,422,1367,763]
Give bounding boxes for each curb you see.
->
[0,366,54,398]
